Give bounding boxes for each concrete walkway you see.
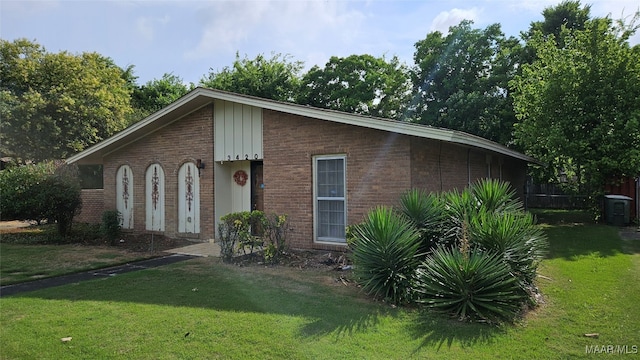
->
[164,240,221,257]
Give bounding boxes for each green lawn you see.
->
[1,213,639,359]
[0,243,156,285]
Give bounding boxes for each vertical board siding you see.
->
[214,100,263,161]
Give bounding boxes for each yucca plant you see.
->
[415,246,526,322]
[398,189,447,253]
[469,211,547,287]
[350,206,422,305]
[471,178,523,214]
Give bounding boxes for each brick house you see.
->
[66,88,536,250]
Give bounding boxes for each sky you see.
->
[2,0,639,85]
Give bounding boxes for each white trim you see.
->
[66,88,538,165]
[313,154,347,244]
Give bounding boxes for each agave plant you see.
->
[398,189,447,253]
[415,246,527,322]
[350,206,422,305]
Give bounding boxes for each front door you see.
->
[251,161,264,212]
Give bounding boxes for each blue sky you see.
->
[2,0,639,85]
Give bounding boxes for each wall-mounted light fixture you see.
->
[196,159,205,176]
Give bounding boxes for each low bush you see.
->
[262,213,290,264]
[0,161,82,237]
[398,189,448,252]
[415,246,526,323]
[349,206,422,305]
[350,179,547,321]
[101,210,122,245]
[217,211,289,263]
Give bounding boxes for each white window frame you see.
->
[313,155,347,244]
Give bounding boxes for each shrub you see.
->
[101,210,122,245]
[0,162,55,221]
[350,206,422,305]
[216,211,289,263]
[415,246,526,323]
[217,212,253,262]
[469,211,547,289]
[262,213,289,264]
[398,189,448,253]
[0,162,82,237]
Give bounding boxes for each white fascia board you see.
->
[66,87,536,165]
[202,89,536,163]
[65,90,208,164]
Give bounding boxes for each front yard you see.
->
[1,211,639,359]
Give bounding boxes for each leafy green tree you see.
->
[523,0,592,47]
[200,52,303,102]
[411,21,522,145]
[0,39,133,162]
[132,73,191,115]
[511,16,640,202]
[297,54,411,119]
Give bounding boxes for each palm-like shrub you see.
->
[398,189,447,252]
[471,178,523,213]
[415,246,526,322]
[350,206,422,305]
[469,211,547,287]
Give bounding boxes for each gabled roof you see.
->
[66,87,537,165]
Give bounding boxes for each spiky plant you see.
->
[415,246,526,322]
[398,189,447,253]
[469,211,547,286]
[471,178,523,214]
[350,206,422,305]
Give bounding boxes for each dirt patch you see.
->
[231,248,352,270]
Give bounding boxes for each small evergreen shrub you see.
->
[415,246,526,323]
[262,213,290,264]
[0,162,82,237]
[350,206,422,305]
[217,211,289,263]
[350,179,547,322]
[217,212,253,262]
[101,210,122,245]
[398,189,448,253]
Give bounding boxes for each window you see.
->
[314,155,346,243]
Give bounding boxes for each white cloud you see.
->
[429,8,481,33]
[185,0,367,61]
[135,15,170,43]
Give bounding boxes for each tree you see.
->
[411,21,522,145]
[511,16,640,202]
[0,39,133,162]
[132,73,190,115]
[523,0,592,48]
[200,52,303,102]
[297,54,411,119]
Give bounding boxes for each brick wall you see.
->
[103,105,215,240]
[410,137,528,200]
[75,189,104,223]
[262,110,412,250]
[85,101,528,249]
